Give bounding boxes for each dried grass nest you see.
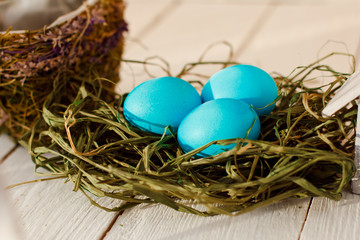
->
[13,52,356,216]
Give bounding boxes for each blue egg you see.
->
[123,76,202,135]
[177,98,260,157]
[201,64,278,116]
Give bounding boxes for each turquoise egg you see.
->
[201,64,278,116]
[123,76,202,135]
[177,98,260,157]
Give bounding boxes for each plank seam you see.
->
[354,32,360,70]
[297,197,313,240]
[132,0,182,41]
[0,144,19,165]
[98,208,126,240]
[234,0,278,59]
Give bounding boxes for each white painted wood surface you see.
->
[107,198,310,240]
[1,0,360,239]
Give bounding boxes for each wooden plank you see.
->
[300,191,360,240]
[0,134,16,162]
[105,198,310,240]
[124,0,180,41]
[119,0,181,93]
[0,135,20,240]
[118,0,273,93]
[236,2,360,75]
[0,185,22,240]
[0,146,124,240]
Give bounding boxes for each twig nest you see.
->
[0,0,127,139]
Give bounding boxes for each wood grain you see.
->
[0,134,16,163]
[119,1,271,92]
[300,191,360,240]
[237,3,360,75]
[0,146,124,240]
[119,0,182,93]
[0,135,21,240]
[105,198,310,240]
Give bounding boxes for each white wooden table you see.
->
[2,0,360,239]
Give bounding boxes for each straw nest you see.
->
[13,52,355,216]
[0,0,127,139]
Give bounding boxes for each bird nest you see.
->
[14,52,356,216]
[0,0,127,139]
